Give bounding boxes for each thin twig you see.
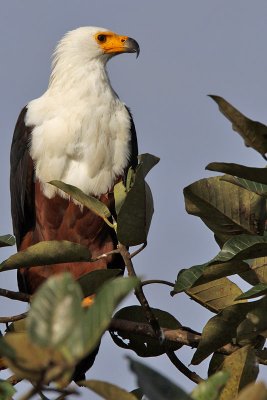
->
[118,243,163,338]
[90,249,120,262]
[0,312,27,323]
[130,241,147,259]
[0,288,30,303]
[141,279,175,288]
[7,374,22,386]
[166,350,203,384]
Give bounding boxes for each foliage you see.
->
[1,99,267,400]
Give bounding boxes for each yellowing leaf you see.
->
[78,380,138,400]
[218,346,259,400]
[187,277,244,313]
[209,95,267,159]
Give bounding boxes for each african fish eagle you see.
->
[10,27,139,295]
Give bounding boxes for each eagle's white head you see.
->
[49,26,139,88]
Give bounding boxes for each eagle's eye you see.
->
[97,34,107,43]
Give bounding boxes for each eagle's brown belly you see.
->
[18,181,121,294]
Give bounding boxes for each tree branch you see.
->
[166,350,203,384]
[0,288,30,303]
[109,318,244,357]
[0,312,27,323]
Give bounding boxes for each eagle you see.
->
[10,27,139,295]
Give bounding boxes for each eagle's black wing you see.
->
[10,106,35,249]
[126,106,138,169]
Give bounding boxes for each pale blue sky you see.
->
[1,1,267,398]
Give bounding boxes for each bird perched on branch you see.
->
[10,26,139,295]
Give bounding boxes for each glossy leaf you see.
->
[236,283,267,300]
[191,302,255,365]
[236,296,267,343]
[128,358,192,400]
[117,166,154,246]
[78,380,137,400]
[0,380,16,399]
[174,261,248,293]
[209,95,267,159]
[27,273,84,351]
[0,235,15,248]
[236,382,267,400]
[49,180,113,227]
[114,180,127,215]
[110,306,182,356]
[77,269,122,297]
[0,240,92,271]
[191,371,229,400]
[186,277,244,313]
[130,388,144,399]
[138,153,160,177]
[208,353,227,377]
[239,257,267,285]
[206,162,267,185]
[83,277,139,356]
[212,234,267,264]
[184,176,265,245]
[218,346,259,400]
[222,175,267,196]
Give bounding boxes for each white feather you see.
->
[26,27,132,198]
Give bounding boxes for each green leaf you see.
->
[209,95,267,159]
[212,234,267,264]
[238,257,267,285]
[0,240,92,271]
[128,357,193,400]
[114,180,127,215]
[174,261,248,293]
[49,180,113,227]
[0,337,17,361]
[208,353,227,377]
[27,273,84,351]
[130,388,144,399]
[184,176,266,245]
[110,306,182,356]
[236,296,267,343]
[186,277,244,313]
[236,283,267,300]
[191,371,229,400]
[221,175,267,196]
[77,269,122,297]
[191,302,254,365]
[0,235,15,248]
[138,153,160,177]
[78,380,138,400]
[236,382,267,400]
[117,166,155,246]
[83,277,139,355]
[0,379,16,400]
[218,346,259,400]
[206,162,267,185]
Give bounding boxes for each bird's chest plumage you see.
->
[27,90,131,198]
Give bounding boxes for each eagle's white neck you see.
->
[26,58,131,199]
